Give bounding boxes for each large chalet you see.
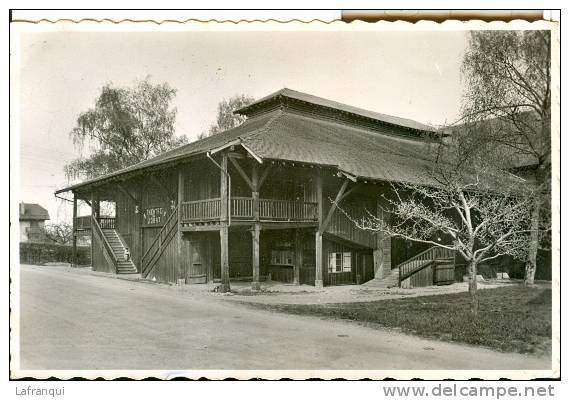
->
[56,89,457,291]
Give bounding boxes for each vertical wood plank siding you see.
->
[116,186,142,269]
[143,226,179,283]
[91,226,115,273]
[401,264,434,289]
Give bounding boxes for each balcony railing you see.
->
[181,198,318,223]
[259,199,318,221]
[180,198,221,222]
[74,216,116,230]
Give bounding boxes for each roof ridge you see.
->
[249,109,436,162]
[239,108,285,144]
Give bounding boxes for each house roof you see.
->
[236,88,437,133]
[19,203,50,221]
[55,89,477,194]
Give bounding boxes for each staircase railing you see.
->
[141,205,179,278]
[398,246,455,286]
[91,215,119,274]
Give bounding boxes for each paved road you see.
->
[18,265,551,371]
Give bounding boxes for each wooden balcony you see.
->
[180,197,318,224]
[74,216,116,231]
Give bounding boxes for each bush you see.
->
[20,242,91,266]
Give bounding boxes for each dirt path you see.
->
[16,265,551,374]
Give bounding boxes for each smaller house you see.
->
[19,202,50,242]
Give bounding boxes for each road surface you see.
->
[17,264,551,372]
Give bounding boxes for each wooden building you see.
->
[56,89,457,291]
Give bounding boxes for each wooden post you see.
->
[90,192,95,271]
[72,193,77,268]
[138,187,144,273]
[252,163,259,221]
[315,174,324,288]
[251,162,261,290]
[177,169,185,283]
[294,229,302,285]
[94,194,100,220]
[251,224,261,290]
[219,153,230,293]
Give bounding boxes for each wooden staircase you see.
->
[362,268,400,289]
[398,246,455,288]
[363,246,456,289]
[101,229,138,274]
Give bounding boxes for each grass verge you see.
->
[251,285,552,355]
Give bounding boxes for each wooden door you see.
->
[186,237,207,283]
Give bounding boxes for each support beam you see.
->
[258,165,272,189]
[338,184,359,203]
[72,194,77,268]
[138,188,144,272]
[94,195,101,220]
[229,156,254,191]
[315,173,324,288]
[220,226,230,292]
[315,231,323,288]
[252,163,259,221]
[294,229,302,285]
[227,152,245,159]
[319,179,349,234]
[251,224,261,290]
[177,169,184,283]
[219,153,230,293]
[220,154,229,225]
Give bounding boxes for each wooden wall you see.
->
[91,230,115,273]
[144,226,179,283]
[115,185,142,269]
[182,162,221,201]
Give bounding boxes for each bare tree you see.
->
[460,30,551,286]
[44,222,74,245]
[352,134,533,314]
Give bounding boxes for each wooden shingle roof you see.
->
[19,203,50,221]
[56,89,445,194]
[237,88,437,133]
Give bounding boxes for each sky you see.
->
[17,29,468,223]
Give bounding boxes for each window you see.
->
[271,250,294,265]
[329,252,351,273]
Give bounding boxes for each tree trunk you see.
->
[467,260,478,314]
[524,166,545,287]
[524,194,541,286]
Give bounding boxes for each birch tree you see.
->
[198,94,254,139]
[460,30,551,286]
[65,77,187,180]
